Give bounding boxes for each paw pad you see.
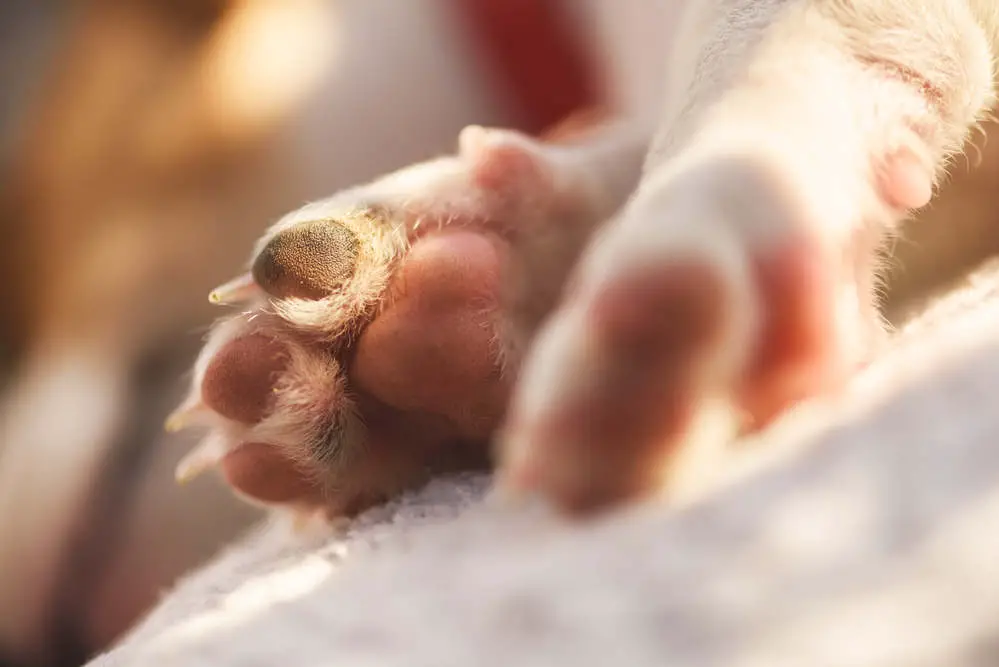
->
[252,218,360,300]
[200,333,288,424]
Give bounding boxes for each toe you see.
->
[738,238,844,429]
[220,442,327,507]
[875,135,935,212]
[499,263,731,515]
[201,333,288,424]
[252,218,360,300]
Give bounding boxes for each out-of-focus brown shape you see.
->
[0,0,305,366]
[0,1,332,664]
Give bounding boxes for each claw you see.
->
[164,399,211,433]
[175,434,228,485]
[209,273,262,305]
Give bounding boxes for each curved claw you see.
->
[175,434,228,485]
[209,273,262,305]
[164,399,211,433]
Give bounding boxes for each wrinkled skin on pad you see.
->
[251,219,361,300]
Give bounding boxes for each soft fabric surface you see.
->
[90,265,999,667]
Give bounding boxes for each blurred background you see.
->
[0,1,996,665]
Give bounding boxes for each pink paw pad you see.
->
[459,125,555,210]
[168,313,358,508]
[502,263,728,515]
[220,442,327,507]
[738,238,845,429]
[876,145,934,212]
[200,333,288,425]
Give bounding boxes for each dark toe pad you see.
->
[253,219,360,300]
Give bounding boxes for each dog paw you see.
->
[167,125,620,519]
[497,156,858,515]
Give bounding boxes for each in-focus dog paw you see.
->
[166,122,646,520]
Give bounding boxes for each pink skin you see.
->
[349,230,511,437]
[498,236,847,513]
[500,263,727,509]
[879,148,934,211]
[497,139,939,515]
[214,225,514,509]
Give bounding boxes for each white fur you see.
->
[504,0,999,501]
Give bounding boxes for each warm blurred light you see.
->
[202,0,339,142]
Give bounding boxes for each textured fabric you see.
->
[90,264,999,667]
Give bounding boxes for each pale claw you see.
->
[163,398,211,433]
[175,433,229,485]
[208,273,262,305]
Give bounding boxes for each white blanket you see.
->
[90,265,999,667]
